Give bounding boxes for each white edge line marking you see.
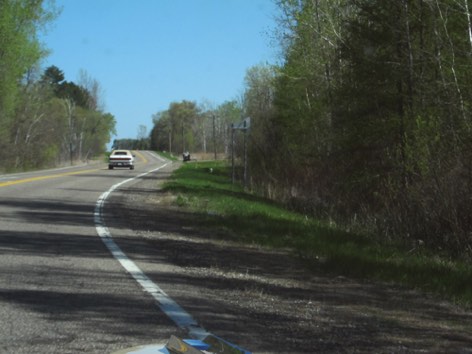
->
[94,157,209,339]
[148,151,167,163]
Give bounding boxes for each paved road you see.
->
[0,152,178,353]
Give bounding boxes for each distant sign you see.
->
[231,117,251,130]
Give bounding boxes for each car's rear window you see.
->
[113,151,128,155]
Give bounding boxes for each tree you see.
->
[136,124,150,150]
[0,0,58,160]
[0,3,116,172]
[150,110,172,152]
[241,64,279,195]
[78,68,105,111]
[149,101,200,154]
[56,81,92,108]
[11,79,52,169]
[215,100,242,155]
[149,99,242,158]
[257,0,472,254]
[246,1,349,202]
[41,65,65,88]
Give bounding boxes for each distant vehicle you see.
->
[108,150,135,170]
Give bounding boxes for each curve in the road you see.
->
[93,154,209,340]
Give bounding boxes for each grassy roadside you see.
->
[155,151,179,161]
[162,160,472,307]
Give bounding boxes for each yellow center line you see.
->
[133,150,148,164]
[0,168,99,188]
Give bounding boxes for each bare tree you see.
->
[77,69,105,111]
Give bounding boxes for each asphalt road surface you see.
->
[0,152,179,353]
[3,152,472,354]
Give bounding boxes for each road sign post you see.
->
[231,117,250,188]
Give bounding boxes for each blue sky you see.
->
[41,0,279,141]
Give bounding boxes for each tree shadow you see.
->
[103,182,472,353]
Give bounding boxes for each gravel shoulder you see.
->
[107,162,472,353]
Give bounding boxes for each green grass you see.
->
[155,150,179,161]
[163,160,472,307]
[104,151,111,163]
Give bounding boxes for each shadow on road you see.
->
[102,177,472,353]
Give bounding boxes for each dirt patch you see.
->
[109,163,472,353]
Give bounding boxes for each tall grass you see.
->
[162,161,472,307]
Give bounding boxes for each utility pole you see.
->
[231,123,235,184]
[213,114,217,160]
[243,123,248,189]
[230,117,250,187]
[181,123,185,153]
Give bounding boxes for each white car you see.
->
[108,150,135,170]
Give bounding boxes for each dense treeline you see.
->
[112,137,149,151]
[146,0,472,255]
[150,100,242,156]
[0,1,115,172]
[242,0,472,255]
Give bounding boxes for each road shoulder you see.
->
[105,162,472,353]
